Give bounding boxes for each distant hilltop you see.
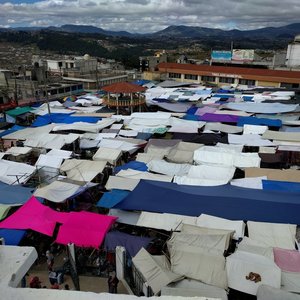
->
[2,22,300,40]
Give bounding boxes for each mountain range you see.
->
[6,23,300,40]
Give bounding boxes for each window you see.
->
[184,74,198,80]
[238,79,255,85]
[281,82,299,88]
[219,77,235,83]
[202,76,216,82]
[169,72,181,79]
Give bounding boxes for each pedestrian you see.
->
[46,250,54,270]
[29,276,41,289]
[108,271,119,294]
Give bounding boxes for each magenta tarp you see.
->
[0,196,68,236]
[0,197,118,248]
[56,211,117,248]
[274,247,300,272]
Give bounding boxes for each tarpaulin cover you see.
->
[0,182,33,205]
[0,125,25,138]
[0,196,68,236]
[0,204,10,220]
[97,189,130,208]
[0,229,26,245]
[55,211,117,248]
[114,161,148,173]
[115,180,300,224]
[237,116,282,128]
[32,113,100,127]
[6,106,32,117]
[262,180,300,193]
[198,113,239,123]
[257,285,300,300]
[104,230,152,257]
[274,248,300,272]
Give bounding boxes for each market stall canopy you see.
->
[102,82,146,93]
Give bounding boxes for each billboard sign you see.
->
[232,49,255,61]
[211,51,232,61]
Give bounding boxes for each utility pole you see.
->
[43,68,51,115]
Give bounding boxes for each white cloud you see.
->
[0,0,299,33]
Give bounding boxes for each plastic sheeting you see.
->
[97,189,130,208]
[247,221,296,250]
[0,182,33,205]
[35,154,63,169]
[204,122,243,134]
[226,250,281,295]
[0,229,26,245]
[108,209,140,226]
[257,284,300,300]
[187,165,235,182]
[132,248,183,295]
[5,147,32,156]
[104,231,152,257]
[245,167,300,183]
[55,211,117,248]
[60,159,107,182]
[0,159,36,185]
[228,134,274,146]
[197,214,245,240]
[147,160,191,176]
[114,161,147,173]
[168,243,227,289]
[262,130,300,142]
[116,169,173,182]
[93,147,122,165]
[194,146,261,168]
[105,176,139,191]
[237,116,282,128]
[274,248,300,272]
[137,212,197,231]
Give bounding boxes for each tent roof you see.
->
[0,182,33,206]
[102,82,146,93]
[6,106,33,117]
[115,180,300,224]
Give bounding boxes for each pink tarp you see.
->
[56,211,117,248]
[0,197,118,248]
[274,247,300,272]
[0,196,68,236]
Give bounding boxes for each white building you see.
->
[286,35,300,68]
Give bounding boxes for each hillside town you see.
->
[0,16,300,300]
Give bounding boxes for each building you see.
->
[286,35,300,68]
[139,51,167,72]
[157,62,300,88]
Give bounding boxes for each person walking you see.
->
[108,271,119,294]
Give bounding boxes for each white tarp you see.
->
[136,212,197,231]
[1,124,55,140]
[226,251,281,295]
[52,119,115,133]
[105,176,139,191]
[243,125,268,135]
[173,176,228,186]
[225,102,298,114]
[281,271,300,293]
[166,142,203,164]
[108,209,140,226]
[60,159,107,182]
[162,279,228,300]
[132,248,183,295]
[168,243,227,289]
[247,221,296,250]
[257,284,300,300]
[197,214,245,240]
[35,154,64,169]
[194,146,261,168]
[93,147,122,165]
[187,165,235,182]
[228,134,274,147]
[5,147,32,156]
[168,117,205,133]
[216,143,243,152]
[230,177,267,189]
[204,122,243,134]
[136,153,165,163]
[147,160,191,176]
[0,159,36,185]
[34,180,87,203]
[116,169,173,182]
[46,149,73,159]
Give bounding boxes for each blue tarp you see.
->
[114,161,148,174]
[97,189,130,208]
[104,231,152,257]
[237,116,282,128]
[136,132,152,140]
[0,229,26,245]
[32,113,101,127]
[0,182,33,205]
[115,180,300,224]
[0,125,25,138]
[262,180,300,193]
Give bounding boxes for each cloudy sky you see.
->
[0,0,299,33]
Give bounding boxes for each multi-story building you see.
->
[286,35,300,68]
[156,62,300,88]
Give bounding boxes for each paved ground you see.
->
[21,252,128,294]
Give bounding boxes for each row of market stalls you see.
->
[0,81,300,299]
